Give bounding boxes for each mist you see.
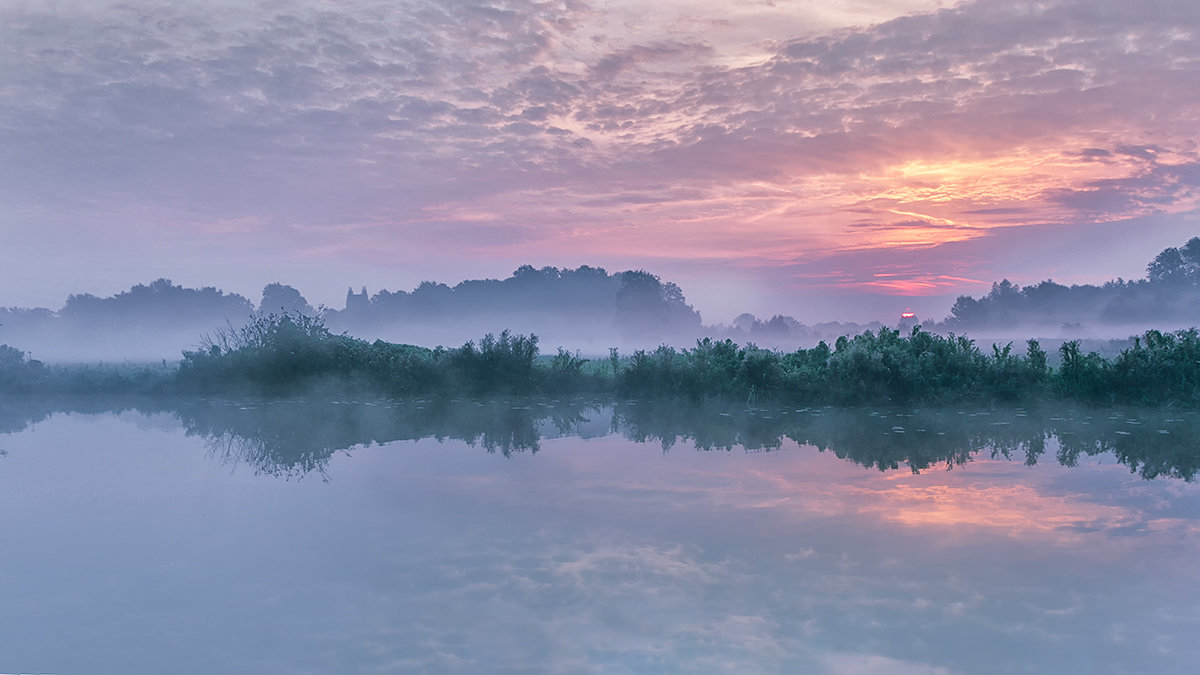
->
[0,266,870,363]
[5,237,1200,364]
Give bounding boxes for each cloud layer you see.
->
[2,0,1198,319]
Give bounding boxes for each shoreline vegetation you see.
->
[3,313,1200,406]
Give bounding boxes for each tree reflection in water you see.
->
[2,395,1198,480]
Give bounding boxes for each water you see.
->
[1,398,1199,674]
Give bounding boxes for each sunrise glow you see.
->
[1,0,1198,320]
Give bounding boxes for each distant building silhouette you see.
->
[345,286,369,312]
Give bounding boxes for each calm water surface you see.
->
[1,399,1198,674]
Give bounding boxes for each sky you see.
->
[2,0,1199,323]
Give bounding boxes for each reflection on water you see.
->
[1,397,1199,673]
[6,396,1197,480]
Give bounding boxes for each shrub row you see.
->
[5,314,1200,405]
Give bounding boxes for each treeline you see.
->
[0,267,708,360]
[939,237,1200,332]
[330,265,702,342]
[8,236,1200,362]
[4,313,1200,406]
[0,278,263,361]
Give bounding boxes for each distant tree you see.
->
[751,315,795,338]
[0,307,54,332]
[410,281,452,314]
[260,283,314,315]
[59,278,254,328]
[939,232,1200,331]
[616,270,702,338]
[947,295,980,324]
[325,265,628,335]
[990,279,1021,304]
[511,264,560,282]
[0,344,25,367]
[1147,237,1200,285]
[947,279,1022,328]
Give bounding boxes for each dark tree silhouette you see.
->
[260,283,314,316]
[615,270,702,338]
[942,236,1200,331]
[1147,237,1200,285]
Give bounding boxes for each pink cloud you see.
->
[2,0,1199,320]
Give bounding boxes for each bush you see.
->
[10,312,1200,407]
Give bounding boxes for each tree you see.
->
[1147,237,1200,285]
[260,283,314,316]
[733,313,756,332]
[615,270,702,338]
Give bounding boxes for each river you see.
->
[1,398,1198,673]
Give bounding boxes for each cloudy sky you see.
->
[2,0,1198,322]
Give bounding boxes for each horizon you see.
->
[3,0,1199,324]
[2,266,957,325]
[0,257,1163,329]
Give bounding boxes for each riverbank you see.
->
[3,314,1199,406]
